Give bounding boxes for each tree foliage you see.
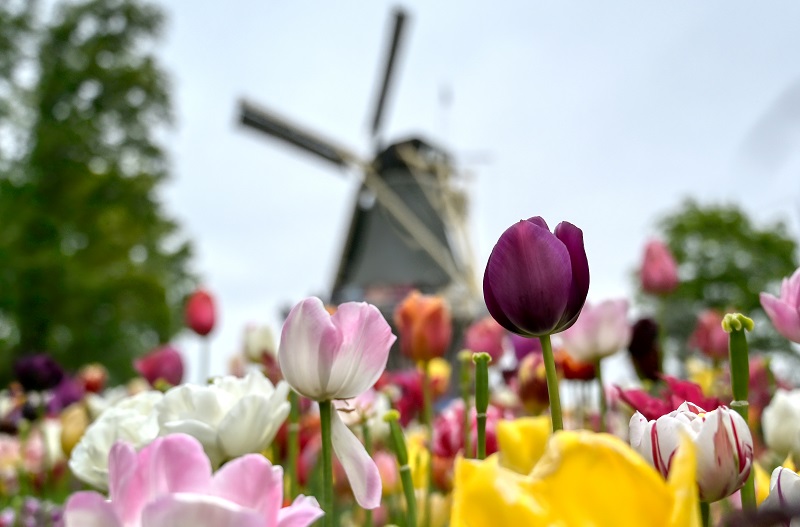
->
[0,0,194,381]
[646,200,798,354]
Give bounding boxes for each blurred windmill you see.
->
[237,7,482,324]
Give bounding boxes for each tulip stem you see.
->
[319,400,335,527]
[473,352,491,460]
[539,335,564,432]
[384,410,417,527]
[362,422,373,527]
[288,390,300,500]
[420,360,433,527]
[595,359,606,433]
[723,313,756,510]
[699,501,710,527]
[199,336,210,384]
[459,351,473,458]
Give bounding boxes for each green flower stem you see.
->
[319,400,335,527]
[288,390,300,500]
[458,351,473,458]
[472,352,491,460]
[200,336,210,384]
[361,422,373,527]
[384,410,417,527]
[595,358,606,433]
[722,313,756,510]
[539,335,563,432]
[700,501,710,527]
[420,360,433,527]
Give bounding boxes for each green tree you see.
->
[0,0,194,381]
[642,200,798,355]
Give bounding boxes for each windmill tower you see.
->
[237,8,482,324]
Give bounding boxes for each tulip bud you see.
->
[560,299,631,363]
[394,291,453,362]
[640,240,679,295]
[688,309,729,361]
[77,363,108,393]
[630,402,754,502]
[759,267,800,344]
[185,288,216,336]
[627,318,663,381]
[516,353,550,415]
[134,345,184,388]
[463,316,506,363]
[762,389,800,459]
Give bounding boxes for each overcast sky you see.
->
[155,1,800,381]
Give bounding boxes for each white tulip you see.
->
[762,466,800,526]
[763,389,800,458]
[156,370,290,466]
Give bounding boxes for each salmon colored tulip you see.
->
[451,431,699,526]
[394,290,453,362]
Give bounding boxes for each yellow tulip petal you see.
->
[665,433,700,527]
[783,455,796,473]
[754,462,771,506]
[497,416,551,475]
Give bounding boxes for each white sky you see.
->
[155,1,800,381]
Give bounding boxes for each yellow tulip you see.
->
[496,416,551,475]
[451,430,700,527]
[406,429,430,490]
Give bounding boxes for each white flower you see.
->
[156,370,290,466]
[335,389,392,443]
[69,390,163,490]
[762,466,800,525]
[244,324,277,362]
[763,389,800,458]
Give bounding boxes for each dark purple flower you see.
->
[47,377,85,415]
[509,333,542,361]
[13,354,65,392]
[483,217,590,337]
[627,318,662,381]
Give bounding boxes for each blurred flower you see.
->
[483,217,589,337]
[60,402,89,458]
[616,376,724,421]
[763,389,800,459]
[77,363,108,394]
[760,267,800,343]
[630,402,753,502]
[22,418,63,473]
[185,288,216,336]
[394,290,453,362]
[760,465,800,525]
[243,323,278,369]
[560,299,630,363]
[627,318,663,381]
[433,400,507,459]
[13,353,64,392]
[64,433,322,527]
[0,434,20,492]
[335,388,392,443]
[374,450,400,496]
[554,348,596,381]
[515,352,550,415]
[496,416,551,475]
[427,357,452,397]
[451,430,699,526]
[278,297,395,509]
[640,239,679,295]
[47,377,85,414]
[406,430,430,490]
[463,316,506,362]
[135,345,184,388]
[509,333,542,361]
[157,370,290,467]
[69,390,163,490]
[688,309,730,361]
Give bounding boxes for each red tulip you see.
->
[640,240,679,295]
[394,290,452,362]
[185,289,216,336]
[134,345,184,387]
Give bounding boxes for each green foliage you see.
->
[0,0,194,382]
[646,199,798,353]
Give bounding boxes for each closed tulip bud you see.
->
[464,316,506,363]
[640,240,679,295]
[185,288,216,336]
[134,345,184,388]
[394,291,453,362]
[483,217,589,338]
[59,402,89,457]
[77,363,108,393]
[762,389,800,459]
[627,318,663,381]
[516,353,551,415]
[688,310,729,361]
[762,466,800,514]
[630,402,753,502]
[760,267,800,343]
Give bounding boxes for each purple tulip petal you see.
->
[64,491,122,527]
[554,221,590,332]
[277,495,324,527]
[325,302,396,399]
[210,455,283,526]
[483,257,523,335]
[141,494,264,527]
[526,216,550,230]
[484,220,572,336]
[760,292,800,343]
[330,407,381,509]
[279,298,342,400]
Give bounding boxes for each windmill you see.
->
[237,7,482,325]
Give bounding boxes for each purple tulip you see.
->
[509,333,542,361]
[13,353,65,392]
[483,217,590,337]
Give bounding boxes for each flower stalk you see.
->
[595,359,606,432]
[722,312,756,509]
[319,400,335,527]
[458,350,473,458]
[539,335,563,431]
[385,410,417,527]
[473,352,491,459]
[361,421,373,527]
[288,390,300,500]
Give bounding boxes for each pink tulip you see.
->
[640,240,679,295]
[278,297,396,509]
[760,267,800,343]
[463,316,506,363]
[134,345,184,387]
[186,289,216,336]
[688,309,729,360]
[560,299,631,363]
[63,433,322,527]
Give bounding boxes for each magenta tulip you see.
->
[463,316,506,362]
[186,289,216,337]
[483,217,590,337]
[760,267,800,343]
[688,309,729,360]
[134,345,184,387]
